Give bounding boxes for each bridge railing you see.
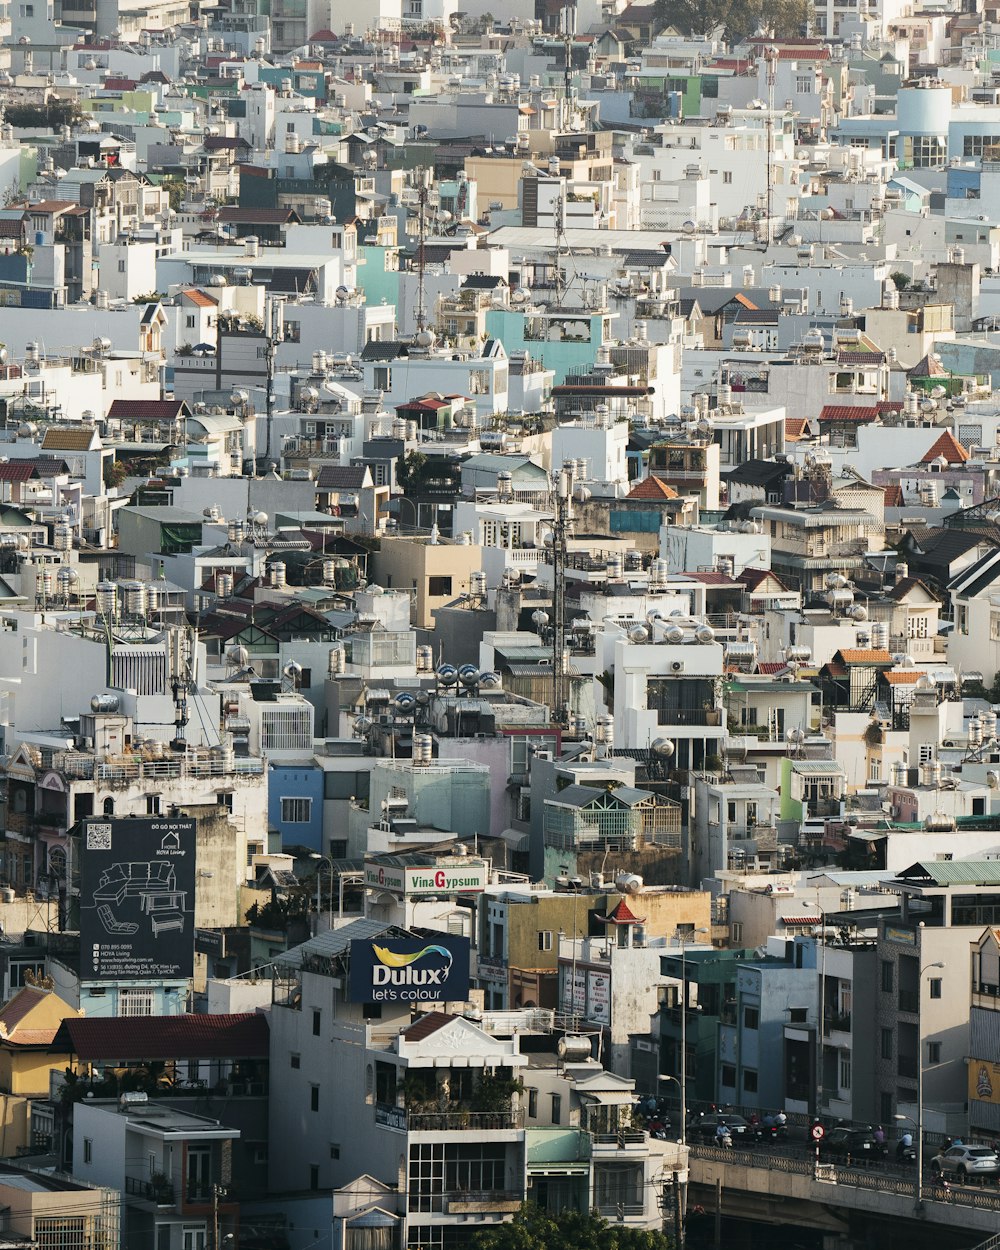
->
[689,1144,1000,1213]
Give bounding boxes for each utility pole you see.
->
[552,470,570,725]
[263,292,285,468]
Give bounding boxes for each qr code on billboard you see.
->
[86,824,112,850]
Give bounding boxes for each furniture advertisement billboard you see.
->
[80,816,196,981]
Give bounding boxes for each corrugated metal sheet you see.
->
[970,1007,1000,1057]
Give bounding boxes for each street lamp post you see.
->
[310,852,334,931]
[916,960,945,1210]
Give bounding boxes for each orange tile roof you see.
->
[921,430,969,464]
[181,288,218,308]
[733,293,759,309]
[627,476,678,500]
[839,649,893,663]
[884,670,923,684]
[786,417,809,441]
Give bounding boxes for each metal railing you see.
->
[125,1175,175,1204]
[407,1109,523,1131]
[688,1144,1000,1213]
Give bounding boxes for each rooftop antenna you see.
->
[415,171,429,335]
[561,4,576,129]
[763,44,778,248]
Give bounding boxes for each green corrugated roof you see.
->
[897,860,1000,886]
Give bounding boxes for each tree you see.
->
[472,1205,673,1250]
[653,0,811,41]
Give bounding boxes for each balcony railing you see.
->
[597,1203,645,1218]
[125,1176,175,1205]
[408,1108,523,1132]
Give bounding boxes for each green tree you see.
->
[396,449,428,493]
[472,1205,673,1250]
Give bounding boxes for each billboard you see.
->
[349,934,470,1004]
[364,863,488,896]
[80,817,196,982]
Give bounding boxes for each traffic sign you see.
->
[811,1123,826,1141]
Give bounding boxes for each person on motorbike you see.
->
[896,1132,913,1161]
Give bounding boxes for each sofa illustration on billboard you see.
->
[93,861,187,938]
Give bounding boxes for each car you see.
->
[821,1128,886,1160]
[932,1145,1000,1179]
[691,1113,752,1144]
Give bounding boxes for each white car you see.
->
[932,1145,1000,1179]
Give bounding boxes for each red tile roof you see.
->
[740,568,787,591]
[626,476,678,500]
[402,1011,454,1041]
[0,461,38,482]
[838,649,893,663]
[818,405,880,423]
[0,986,53,1032]
[921,430,969,464]
[107,400,190,421]
[884,670,922,684]
[604,898,646,925]
[684,571,738,585]
[54,1012,269,1061]
[883,483,905,507]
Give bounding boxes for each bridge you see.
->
[687,1144,1000,1242]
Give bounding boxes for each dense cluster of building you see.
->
[0,0,999,1246]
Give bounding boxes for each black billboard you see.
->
[348,935,470,1005]
[80,817,196,982]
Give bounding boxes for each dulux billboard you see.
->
[348,934,471,1004]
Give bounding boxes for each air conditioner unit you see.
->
[670,659,684,672]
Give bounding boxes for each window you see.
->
[118,259,126,273]
[551,1093,562,1123]
[723,171,733,184]
[732,922,743,943]
[721,1064,736,1087]
[743,1005,759,1030]
[929,978,942,999]
[880,1092,894,1123]
[743,1069,758,1093]
[927,1041,941,1064]
[312,1009,321,1036]
[839,1052,852,1091]
[796,74,814,93]
[310,1084,320,1112]
[528,1088,538,1118]
[881,1027,893,1060]
[881,960,894,993]
[789,1007,807,1024]
[428,576,453,596]
[146,794,161,815]
[185,314,196,329]
[538,930,553,952]
[309,1165,319,1191]
[120,988,154,1017]
[291,1053,301,1069]
[373,366,391,390]
[83,1138,92,1163]
[330,1143,340,1159]
[281,797,312,823]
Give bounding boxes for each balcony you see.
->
[651,708,722,727]
[445,1191,523,1214]
[898,989,918,1014]
[591,1130,648,1152]
[824,1012,852,1036]
[897,1055,918,1079]
[125,1175,175,1206]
